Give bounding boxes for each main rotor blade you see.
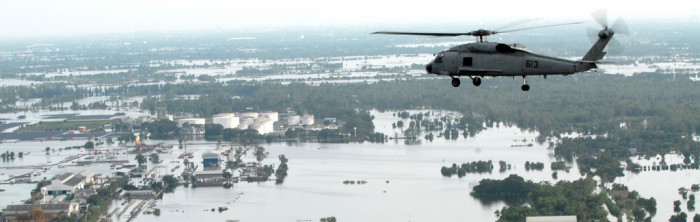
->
[371,31,468,37]
[493,17,542,31]
[496,21,585,34]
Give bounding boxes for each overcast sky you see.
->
[0,0,697,38]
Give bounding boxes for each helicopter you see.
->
[372,10,627,91]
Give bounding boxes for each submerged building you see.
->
[202,152,221,170]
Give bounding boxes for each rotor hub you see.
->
[598,29,614,39]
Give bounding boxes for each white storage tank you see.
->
[287,115,301,126]
[301,115,315,125]
[238,117,254,130]
[251,121,273,134]
[213,113,239,129]
[178,118,205,126]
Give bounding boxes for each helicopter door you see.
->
[443,51,459,74]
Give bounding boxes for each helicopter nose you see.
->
[426,63,433,74]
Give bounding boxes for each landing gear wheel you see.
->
[521,85,530,91]
[472,77,482,86]
[451,78,461,87]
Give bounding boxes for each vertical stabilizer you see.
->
[582,29,614,61]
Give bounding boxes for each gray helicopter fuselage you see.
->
[426,42,595,77]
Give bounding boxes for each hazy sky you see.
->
[0,0,697,38]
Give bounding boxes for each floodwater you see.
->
[0,110,696,222]
[128,127,573,222]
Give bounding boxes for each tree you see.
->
[670,212,688,222]
[693,214,700,222]
[149,153,160,163]
[275,155,289,184]
[135,154,147,167]
[225,160,237,170]
[320,217,337,222]
[161,175,178,192]
[84,141,95,149]
[674,200,682,213]
[253,146,269,165]
[222,170,233,185]
[17,152,23,158]
[147,119,179,139]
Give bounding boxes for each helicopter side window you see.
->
[434,53,444,63]
[463,57,473,66]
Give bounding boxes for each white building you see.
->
[41,171,93,197]
[177,118,205,126]
[2,203,80,219]
[213,113,239,129]
[301,115,315,125]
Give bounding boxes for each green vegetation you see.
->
[275,155,289,184]
[135,154,147,167]
[524,161,544,171]
[608,184,657,221]
[84,141,95,149]
[161,175,178,192]
[473,175,655,222]
[149,153,160,163]
[441,161,493,177]
[674,200,682,213]
[498,161,511,172]
[146,119,179,140]
[1,151,16,161]
[670,212,688,222]
[320,216,337,222]
[30,180,50,196]
[688,194,696,211]
[550,161,569,172]
[84,178,126,222]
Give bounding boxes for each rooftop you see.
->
[63,175,86,187]
[55,172,74,181]
[5,203,73,211]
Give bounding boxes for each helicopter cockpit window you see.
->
[434,53,444,63]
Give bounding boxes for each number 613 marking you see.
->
[525,60,539,68]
